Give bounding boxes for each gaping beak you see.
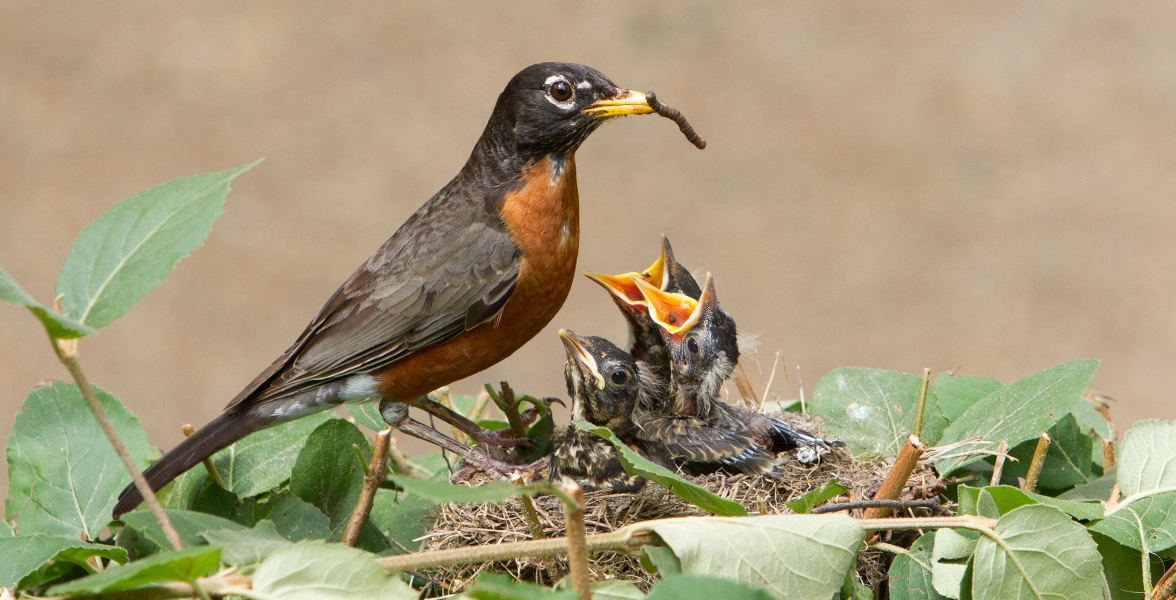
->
[633,277,702,338]
[638,238,669,290]
[581,89,655,119]
[559,329,605,390]
[584,271,645,305]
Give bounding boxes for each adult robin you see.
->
[114,62,681,518]
[634,275,837,461]
[550,330,645,492]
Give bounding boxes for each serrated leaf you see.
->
[935,374,1003,423]
[1091,420,1176,553]
[574,421,747,517]
[784,478,847,514]
[5,381,148,539]
[646,574,772,600]
[809,368,946,456]
[467,573,579,599]
[1091,531,1160,600]
[932,528,977,599]
[0,535,126,589]
[646,514,864,600]
[201,520,290,566]
[935,360,1099,475]
[178,410,336,499]
[887,532,946,600]
[1005,415,1095,491]
[0,268,96,338]
[48,546,220,594]
[121,508,243,549]
[252,541,417,600]
[56,161,260,329]
[970,504,1104,600]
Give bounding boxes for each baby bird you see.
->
[549,329,646,492]
[635,274,837,459]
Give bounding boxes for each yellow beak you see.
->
[581,89,655,118]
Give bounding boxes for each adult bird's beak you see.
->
[633,277,703,338]
[581,89,655,118]
[559,329,605,390]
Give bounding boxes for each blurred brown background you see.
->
[3,2,1175,493]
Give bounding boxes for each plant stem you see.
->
[864,435,925,519]
[379,528,658,572]
[51,337,183,551]
[562,480,592,600]
[342,427,392,546]
[813,498,943,515]
[990,440,1009,486]
[912,368,930,439]
[858,515,997,532]
[181,424,225,489]
[1022,433,1051,493]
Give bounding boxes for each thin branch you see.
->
[562,480,592,600]
[813,498,944,515]
[378,528,658,572]
[51,337,183,551]
[990,440,1010,486]
[797,365,806,415]
[864,435,926,519]
[912,368,930,439]
[181,424,225,489]
[342,427,392,546]
[1022,433,1051,493]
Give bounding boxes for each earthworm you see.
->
[646,91,707,150]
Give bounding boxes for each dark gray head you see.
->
[559,329,641,429]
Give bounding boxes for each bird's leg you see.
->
[398,418,544,482]
[410,397,535,447]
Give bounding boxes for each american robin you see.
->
[634,275,837,460]
[549,330,645,492]
[114,62,676,518]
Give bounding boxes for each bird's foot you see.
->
[451,452,546,483]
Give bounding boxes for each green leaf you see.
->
[588,580,646,600]
[0,535,127,589]
[56,161,260,329]
[172,411,336,500]
[887,532,946,600]
[935,360,1099,475]
[935,374,1003,423]
[0,268,96,338]
[251,541,417,599]
[1092,531,1160,600]
[1091,420,1176,553]
[785,478,847,514]
[1005,415,1095,490]
[972,486,1103,521]
[932,528,977,599]
[48,546,220,594]
[467,573,579,599]
[970,504,1105,600]
[387,474,548,504]
[200,520,290,566]
[809,367,946,456]
[641,545,683,575]
[647,574,773,600]
[646,514,864,599]
[121,508,244,549]
[347,403,387,432]
[1070,396,1114,440]
[0,521,12,537]
[266,493,332,541]
[1058,468,1117,501]
[5,381,149,539]
[574,421,747,517]
[369,487,439,553]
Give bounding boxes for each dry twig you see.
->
[864,435,926,519]
[1022,433,1051,493]
[342,427,392,546]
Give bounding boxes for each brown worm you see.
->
[646,91,707,149]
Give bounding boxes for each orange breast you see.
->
[376,155,580,401]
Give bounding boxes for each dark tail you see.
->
[112,411,269,519]
[768,415,845,452]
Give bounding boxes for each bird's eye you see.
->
[548,80,574,103]
[687,337,701,355]
[610,370,629,385]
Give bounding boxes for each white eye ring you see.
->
[544,75,576,109]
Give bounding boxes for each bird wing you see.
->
[633,412,774,474]
[226,217,520,411]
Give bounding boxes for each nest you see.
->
[414,413,945,597]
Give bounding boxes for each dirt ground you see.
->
[3,2,1175,493]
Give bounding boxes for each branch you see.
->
[378,528,658,572]
[1022,433,1051,493]
[813,498,944,515]
[864,435,925,519]
[51,337,183,551]
[562,480,592,600]
[342,427,392,546]
[912,368,930,439]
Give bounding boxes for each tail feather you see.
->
[112,411,269,519]
[768,415,843,452]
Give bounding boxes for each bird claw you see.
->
[450,451,545,483]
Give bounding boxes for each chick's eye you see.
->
[687,337,701,355]
[610,370,629,385]
[548,80,574,103]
